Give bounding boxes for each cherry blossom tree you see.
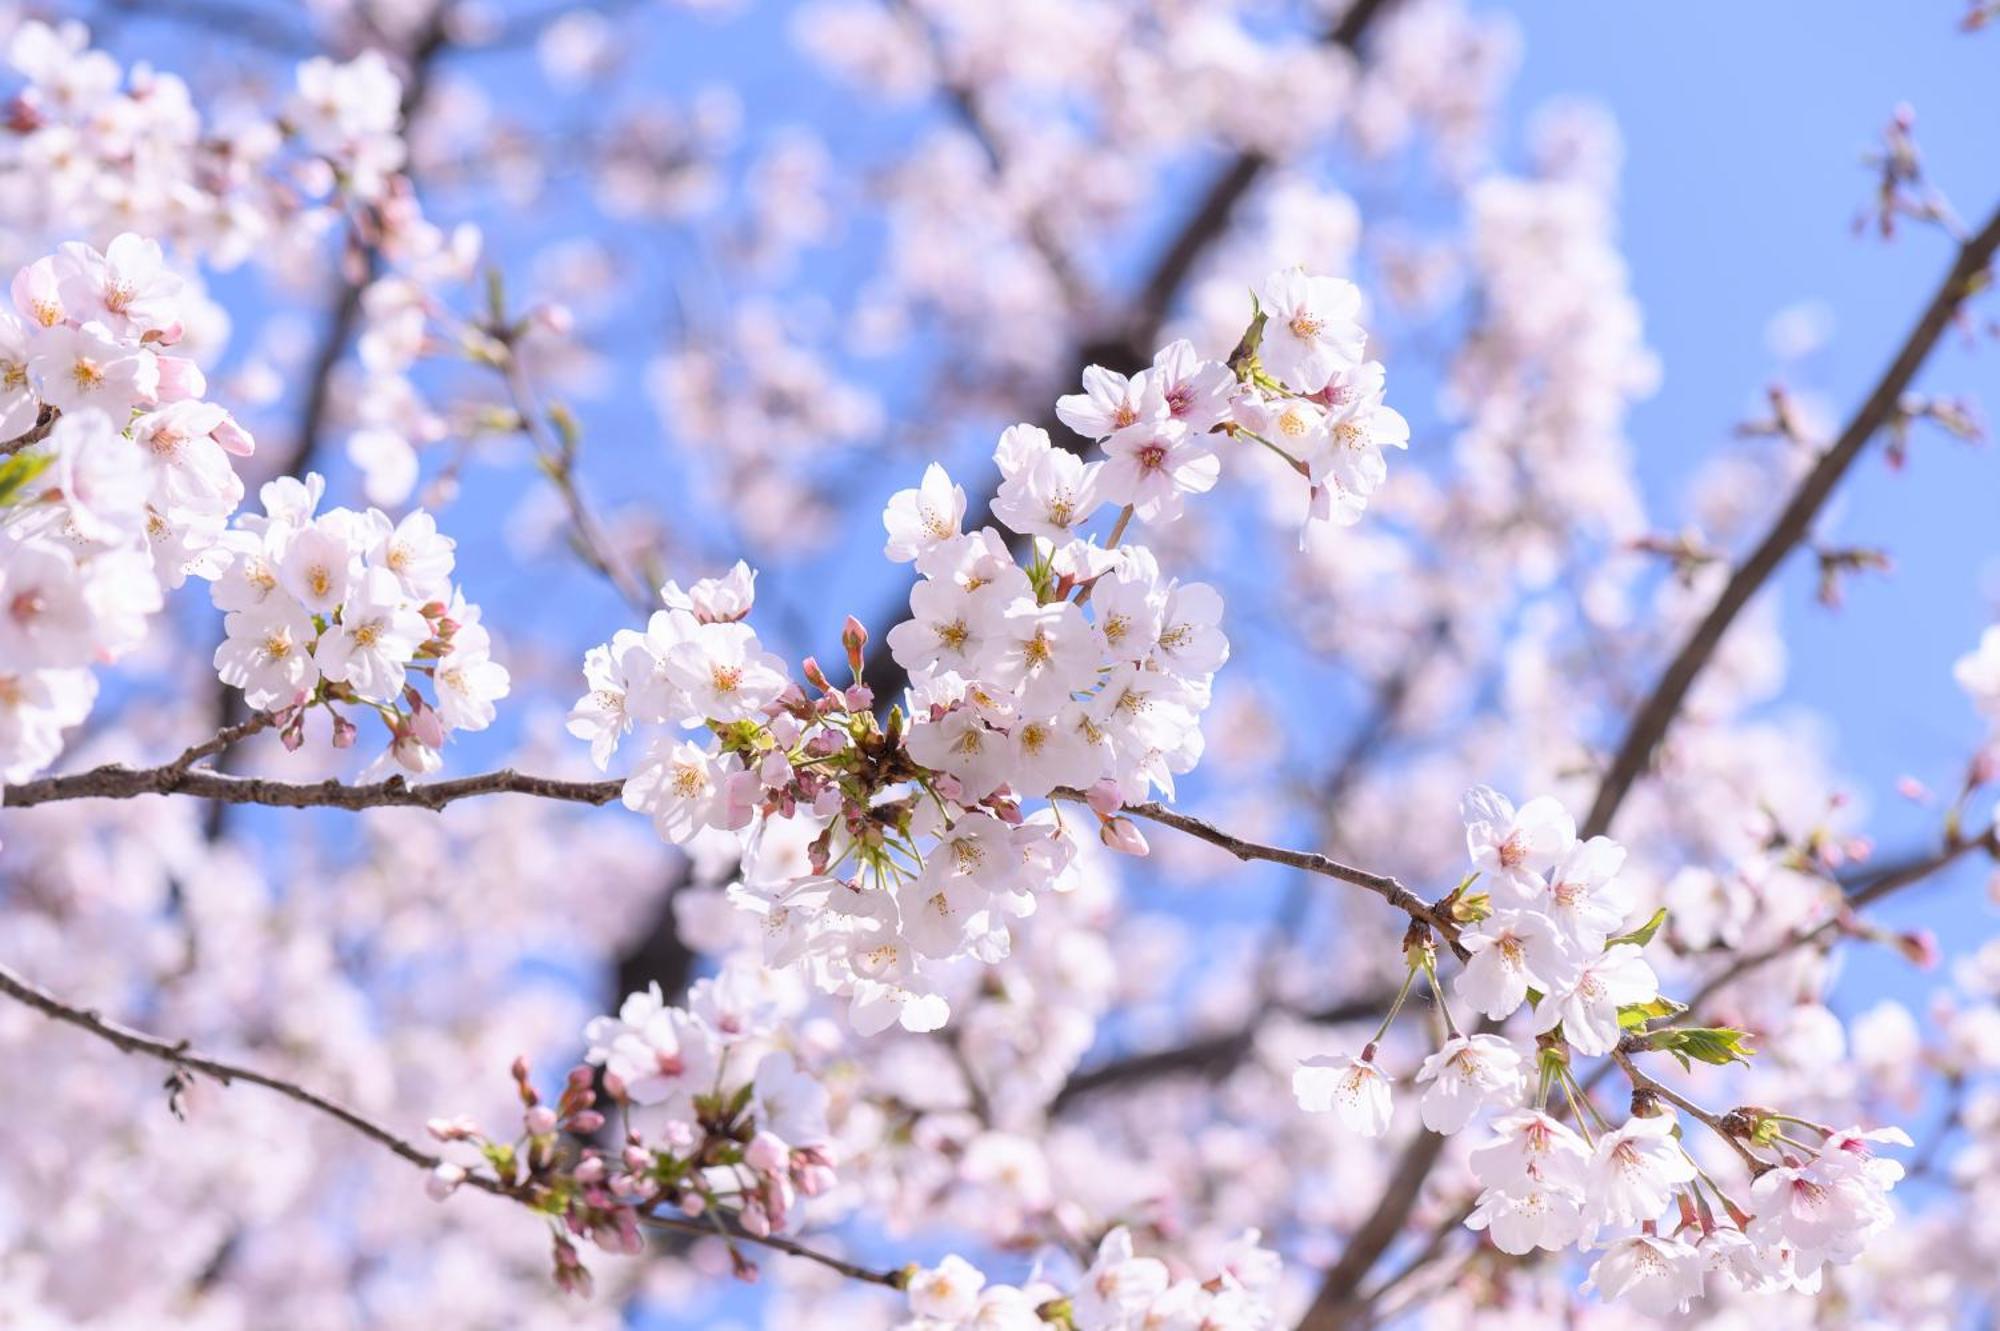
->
[2,2,1999,1328]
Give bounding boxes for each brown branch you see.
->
[0,958,908,1291]
[1296,1128,1449,1331]
[1050,993,1384,1114]
[5,762,623,812]
[634,1212,906,1289]
[1297,204,2000,1329]
[1582,204,2000,840]
[496,347,654,612]
[0,405,58,457]
[1676,822,1999,1014]
[1073,794,1462,947]
[1610,1049,1766,1175]
[0,959,496,1189]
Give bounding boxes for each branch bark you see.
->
[1299,205,2000,1329]
[1582,205,2000,840]
[0,958,908,1291]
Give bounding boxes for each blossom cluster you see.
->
[0,235,255,782]
[3,22,410,260]
[207,475,509,770]
[4,21,481,520]
[1292,787,1910,1316]
[430,964,836,1295]
[1056,268,1406,543]
[898,1227,1281,1331]
[569,270,1398,1036]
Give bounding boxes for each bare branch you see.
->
[1583,204,2000,839]
[5,762,623,813]
[1075,794,1463,946]
[1051,994,1385,1113]
[0,959,909,1291]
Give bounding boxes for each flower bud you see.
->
[1100,816,1149,857]
[745,1131,788,1174]
[841,615,868,674]
[425,1162,466,1201]
[1085,778,1123,818]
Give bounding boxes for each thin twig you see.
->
[1062,791,1462,946]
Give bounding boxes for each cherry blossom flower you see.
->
[1455,908,1576,1019]
[884,462,967,563]
[1257,266,1366,393]
[1586,1112,1697,1230]
[1535,943,1659,1056]
[1293,1051,1394,1137]
[1415,1034,1525,1133]
[1584,1233,1706,1315]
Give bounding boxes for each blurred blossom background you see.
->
[3,0,2000,1327]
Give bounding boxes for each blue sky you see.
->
[1505,2,2000,955]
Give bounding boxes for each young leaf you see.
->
[1617,995,1686,1029]
[1609,906,1669,950]
[0,450,52,507]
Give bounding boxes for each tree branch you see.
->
[0,958,909,1292]
[1074,794,1462,947]
[1582,204,2000,840]
[5,762,624,812]
[1050,994,1385,1113]
[1296,205,2000,1329]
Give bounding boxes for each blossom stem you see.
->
[1419,955,1462,1040]
[1367,964,1421,1051]
[1612,1050,1769,1177]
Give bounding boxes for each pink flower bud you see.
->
[745,1131,788,1174]
[425,1162,466,1201]
[1897,929,1940,969]
[1100,816,1149,857]
[153,353,205,401]
[1085,778,1123,818]
[525,1106,559,1136]
[408,698,446,748]
[568,1110,604,1134]
[211,413,256,457]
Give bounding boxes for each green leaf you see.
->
[1617,996,1686,1029]
[0,450,52,507]
[1609,907,1669,950]
[1646,1025,1755,1068]
[1678,1026,1756,1066]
